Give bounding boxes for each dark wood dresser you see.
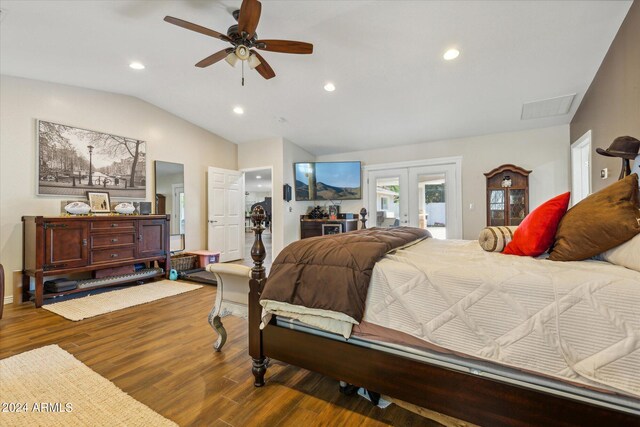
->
[22,215,170,307]
[300,216,359,239]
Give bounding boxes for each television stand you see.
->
[299,216,359,239]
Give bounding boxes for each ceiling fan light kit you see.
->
[164,0,313,85]
[225,52,239,67]
[248,54,261,70]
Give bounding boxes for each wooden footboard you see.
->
[246,208,639,426]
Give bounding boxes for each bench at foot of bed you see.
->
[206,263,251,351]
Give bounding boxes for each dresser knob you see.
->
[111,238,118,243]
[110,223,118,227]
[110,253,119,258]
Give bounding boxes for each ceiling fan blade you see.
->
[251,51,275,80]
[164,16,231,43]
[255,40,313,54]
[195,48,234,68]
[237,0,261,40]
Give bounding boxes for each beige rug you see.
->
[0,345,176,426]
[43,280,202,321]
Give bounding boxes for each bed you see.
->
[245,208,639,426]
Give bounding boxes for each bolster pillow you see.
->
[479,226,518,252]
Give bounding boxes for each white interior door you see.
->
[208,167,244,262]
[571,131,592,206]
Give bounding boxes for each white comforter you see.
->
[364,238,640,397]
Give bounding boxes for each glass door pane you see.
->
[375,176,401,227]
[417,173,446,239]
[408,163,459,239]
[367,169,408,229]
[509,189,526,226]
[489,189,505,226]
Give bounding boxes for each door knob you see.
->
[208,220,218,224]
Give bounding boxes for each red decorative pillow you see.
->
[503,192,571,257]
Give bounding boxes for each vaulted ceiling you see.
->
[0,1,632,155]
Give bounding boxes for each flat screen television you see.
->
[294,161,362,201]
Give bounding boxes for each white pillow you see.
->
[600,233,640,272]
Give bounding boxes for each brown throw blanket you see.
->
[261,227,431,322]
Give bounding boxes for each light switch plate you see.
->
[601,168,608,179]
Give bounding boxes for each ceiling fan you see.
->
[164,0,313,84]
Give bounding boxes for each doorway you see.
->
[366,158,462,239]
[240,167,273,269]
[571,130,592,206]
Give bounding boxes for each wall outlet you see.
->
[601,168,608,179]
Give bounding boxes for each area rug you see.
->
[0,345,177,426]
[43,280,202,321]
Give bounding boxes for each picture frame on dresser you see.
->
[86,191,111,213]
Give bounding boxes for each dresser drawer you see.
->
[90,220,135,232]
[91,233,135,248]
[90,247,136,264]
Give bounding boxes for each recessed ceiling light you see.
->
[129,62,145,70]
[324,82,336,92]
[256,175,262,179]
[258,184,263,187]
[233,106,244,115]
[443,49,460,61]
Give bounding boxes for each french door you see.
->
[367,159,461,239]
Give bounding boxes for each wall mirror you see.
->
[155,161,185,243]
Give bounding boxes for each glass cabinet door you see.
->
[509,189,526,226]
[489,189,505,226]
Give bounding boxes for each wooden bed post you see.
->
[359,207,367,229]
[249,206,268,386]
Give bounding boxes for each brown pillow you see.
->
[548,173,640,261]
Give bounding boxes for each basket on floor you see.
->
[171,254,198,272]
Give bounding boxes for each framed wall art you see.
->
[86,191,111,213]
[37,120,146,198]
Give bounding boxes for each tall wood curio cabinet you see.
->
[484,164,531,227]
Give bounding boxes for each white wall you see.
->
[0,75,237,301]
[317,125,570,239]
[283,139,316,247]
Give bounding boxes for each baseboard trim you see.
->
[4,295,13,305]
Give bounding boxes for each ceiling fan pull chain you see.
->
[242,60,245,86]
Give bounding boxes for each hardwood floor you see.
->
[0,284,443,426]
